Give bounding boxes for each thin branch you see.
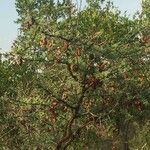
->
[0,127,16,139]
[37,84,76,110]
[10,99,50,107]
[41,30,72,42]
[141,143,147,150]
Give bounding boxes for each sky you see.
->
[0,0,142,52]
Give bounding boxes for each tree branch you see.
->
[37,84,76,110]
[55,81,88,150]
[41,30,72,42]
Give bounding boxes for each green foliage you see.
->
[0,0,150,149]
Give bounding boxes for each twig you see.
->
[37,84,76,110]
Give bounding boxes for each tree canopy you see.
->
[0,0,150,150]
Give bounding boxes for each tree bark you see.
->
[122,120,130,150]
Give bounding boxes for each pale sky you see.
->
[0,0,142,52]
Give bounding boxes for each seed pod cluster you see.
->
[48,100,59,123]
[39,37,53,48]
[87,75,103,89]
[70,64,79,72]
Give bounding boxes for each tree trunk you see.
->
[122,120,130,150]
[123,141,130,150]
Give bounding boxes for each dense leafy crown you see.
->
[0,0,149,149]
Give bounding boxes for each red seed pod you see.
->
[70,64,79,72]
[51,100,58,108]
[47,40,53,48]
[63,41,69,49]
[40,37,47,47]
[134,100,143,111]
[75,47,81,57]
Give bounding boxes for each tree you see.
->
[1,0,149,149]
